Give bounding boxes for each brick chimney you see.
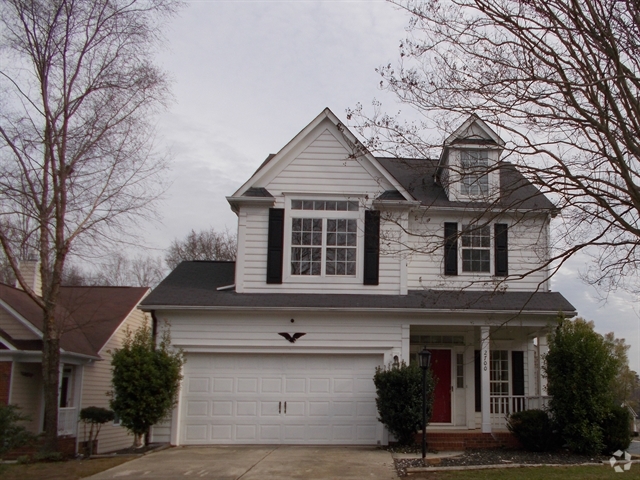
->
[16,260,42,297]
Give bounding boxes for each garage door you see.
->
[180,353,382,444]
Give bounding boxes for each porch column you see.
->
[480,327,491,433]
[537,335,549,396]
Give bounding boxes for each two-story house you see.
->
[141,108,575,448]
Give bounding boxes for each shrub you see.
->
[601,405,632,454]
[33,451,63,462]
[373,361,434,445]
[545,316,623,455]
[507,409,561,452]
[80,406,115,456]
[0,404,35,459]
[110,322,184,447]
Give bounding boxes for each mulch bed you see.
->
[393,449,608,477]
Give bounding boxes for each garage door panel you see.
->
[309,378,330,393]
[213,377,233,392]
[261,377,283,393]
[309,401,329,417]
[181,353,382,445]
[212,401,232,416]
[260,400,280,416]
[284,377,306,393]
[186,400,208,416]
[285,401,305,416]
[211,424,232,440]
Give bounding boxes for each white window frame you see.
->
[460,224,492,274]
[283,197,364,283]
[460,150,489,197]
[490,350,510,397]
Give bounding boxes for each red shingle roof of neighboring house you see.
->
[0,283,149,358]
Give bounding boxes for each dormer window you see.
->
[460,150,489,196]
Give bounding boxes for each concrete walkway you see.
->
[85,445,400,480]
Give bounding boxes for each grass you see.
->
[0,456,134,480]
[411,464,640,479]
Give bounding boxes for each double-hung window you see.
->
[290,200,358,276]
[461,225,490,272]
[490,350,509,396]
[461,150,489,196]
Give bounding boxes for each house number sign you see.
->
[483,350,488,371]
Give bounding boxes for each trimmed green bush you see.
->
[110,322,184,448]
[507,409,561,452]
[80,406,115,456]
[601,405,632,454]
[373,361,434,445]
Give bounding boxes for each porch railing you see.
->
[58,407,78,437]
[489,395,551,428]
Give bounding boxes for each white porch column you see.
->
[401,324,410,364]
[537,335,549,396]
[480,327,491,433]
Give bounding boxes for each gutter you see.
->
[140,304,575,317]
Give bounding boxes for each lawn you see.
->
[411,464,640,479]
[0,456,134,480]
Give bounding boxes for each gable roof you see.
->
[141,261,575,315]
[0,283,148,358]
[377,157,555,211]
[229,108,413,202]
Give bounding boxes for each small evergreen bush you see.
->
[601,405,632,454]
[0,404,35,459]
[373,361,434,445]
[507,409,561,452]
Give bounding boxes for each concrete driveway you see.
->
[86,445,400,480]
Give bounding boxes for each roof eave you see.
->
[226,196,276,214]
[140,304,576,317]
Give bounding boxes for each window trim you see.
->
[460,224,492,274]
[460,149,490,197]
[282,196,365,284]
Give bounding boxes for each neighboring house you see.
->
[142,108,576,448]
[0,261,149,454]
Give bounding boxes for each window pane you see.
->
[303,200,314,210]
[291,200,302,209]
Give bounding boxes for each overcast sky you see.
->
[143,0,640,372]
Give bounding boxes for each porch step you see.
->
[416,432,521,451]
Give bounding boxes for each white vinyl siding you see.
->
[407,212,549,291]
[262,128,393,197]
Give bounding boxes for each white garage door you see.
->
[180,353,382,445]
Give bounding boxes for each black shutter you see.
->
[512,351,525,396]
[266,208,284,284]
[474,350,481,412]
[363,210,380,285]
[444,222,458,276]
[495,223,508,277]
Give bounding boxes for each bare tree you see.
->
[166,228,237,270]
[0,0,179,451]
[349,0,640,293]
[94,253,165,288]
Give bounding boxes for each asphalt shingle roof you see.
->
[0,283,148,357]
[141,261,575,314]
[376,157,555,211]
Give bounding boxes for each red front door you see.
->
[429,349,452,423]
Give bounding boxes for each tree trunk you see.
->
[133,433,144,449]
[41,309,60,453]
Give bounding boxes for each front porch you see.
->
[406,324,550,435]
